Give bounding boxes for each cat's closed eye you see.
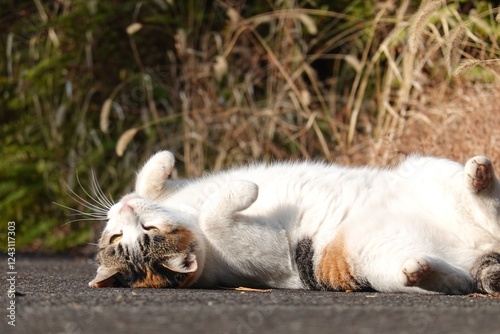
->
[110,234,122,244]
[143,225,160,232]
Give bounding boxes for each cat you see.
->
[89,151,500,294]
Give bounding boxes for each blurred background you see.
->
[1,0,499,252]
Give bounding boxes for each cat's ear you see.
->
[162,253,198,273]
[88,266,124,288]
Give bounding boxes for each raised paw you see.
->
[135,151,176,199]
[145,151,176,181]
[225,180,259,212]
[200,180,259,221]
[465,155,494,193]
[401,258,432,286]
[199,180,259,232]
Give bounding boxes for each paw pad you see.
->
[402,258,432,286]
[469,158,493,192]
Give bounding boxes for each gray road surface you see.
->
[2,255,500,334]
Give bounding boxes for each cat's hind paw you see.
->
[465,155,494,193]
[472,253,500,294]
[400,257,473,294]
[401,258,432,286]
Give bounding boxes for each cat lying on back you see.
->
[89,151,500,294]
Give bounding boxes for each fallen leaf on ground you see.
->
[219,286,272,293]
[468,292,500,298]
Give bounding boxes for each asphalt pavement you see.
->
[2,254,500,334]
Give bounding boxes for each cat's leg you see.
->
[471,252,500,294]
[464,155,497,193]
[135,151,178,200]
[199,180,259,273]
[361,251,473,294]
[348,218,474,294]
[199,181,294,283]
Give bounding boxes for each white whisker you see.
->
[67,195,109,215]
[74,172,111,212]
[62,217,109,226]
[54,202,107,219]
[68,188,109,213]
[90,169,114,209]
[67,212,107,219]
[55,169,117,228]
[56,199,108,215]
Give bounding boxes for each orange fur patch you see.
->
[131,267,167,288]
[169,227,196,252]
[316,232,358,291]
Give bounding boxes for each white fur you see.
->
[103,152,500,293]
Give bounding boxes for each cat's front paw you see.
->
[401,258,432,286]
[226,180,259,212]
[145,151,176,181]
[465,155,494,193]
[135,151,176,199]
[201,180,259,220]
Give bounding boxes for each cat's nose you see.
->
[119,200,134,214]
[119,194,142,213]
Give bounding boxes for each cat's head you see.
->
[89,193,204,288]
[89,151,205,288]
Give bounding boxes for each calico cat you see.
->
[89,151,500,294]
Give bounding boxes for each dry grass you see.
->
[342,82,500,168]
[328,1,500,168]
[403,83,500,164]
[102,1,500,174]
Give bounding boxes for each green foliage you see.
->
[0,0,499,252]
